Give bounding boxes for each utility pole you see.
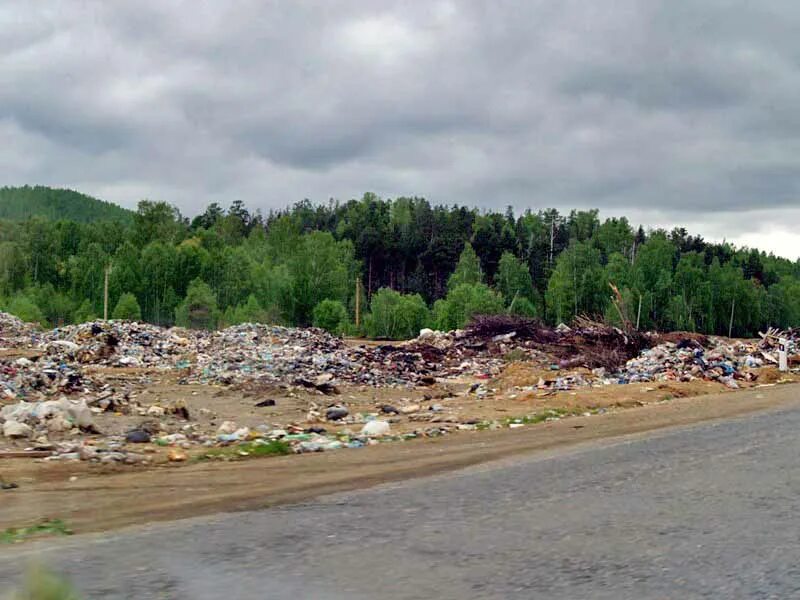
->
[355,278,361,329]
[728,297,736,338]
[549,215,555,266]
[636,294,642,331]
[103,262,112,321]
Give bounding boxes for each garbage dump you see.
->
[0,312,798,463]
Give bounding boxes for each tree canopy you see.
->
[0,189,797,338]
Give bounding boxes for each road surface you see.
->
[3,402,800,599]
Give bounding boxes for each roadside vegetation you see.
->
[1,519,73,545]
[195,440,292,462]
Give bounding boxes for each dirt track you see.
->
[2,382,799,536]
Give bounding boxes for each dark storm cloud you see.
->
[1,0,799,257]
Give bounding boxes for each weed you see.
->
[502,408,573,427]
[195,439,291,462]
[1,520,73,545]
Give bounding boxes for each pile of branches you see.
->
[466,314,652,370]
[552,317,652,370]
[655,331,710,348]
[465,314,543,340]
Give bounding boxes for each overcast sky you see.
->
[2,1,799,259]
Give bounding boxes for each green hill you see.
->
[0,185,133,223]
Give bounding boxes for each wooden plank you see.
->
[0,451,52,459]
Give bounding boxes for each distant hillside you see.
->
[0,185,133,223]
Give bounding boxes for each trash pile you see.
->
[4,315,656,397]
[0,350,135,406]
[1,311,798,464]
[38,319,533,388]
[42,321,447,387]
[447,314,649,371]
[44,321,193,367]
[617,339,756,388]
[1,397,95,439]
[758,327,800,364]
[609,327,800,387]
[0,313,41,348]
[191,325,402,387]
[386,315,651,381]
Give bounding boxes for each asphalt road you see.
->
[4,404,800,599]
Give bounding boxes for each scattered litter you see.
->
[361,420,391,437]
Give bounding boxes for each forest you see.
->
[0,187,798,339]
[0,185,133,223]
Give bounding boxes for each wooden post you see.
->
[355,278,361,328]
[103,263,111,321]
[728,297,735,338]
[636,294,642,331]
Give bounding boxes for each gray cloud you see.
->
[1,0,799,258]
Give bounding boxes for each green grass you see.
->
[476,407,587,430]
[503,408,571,426]
[1,520,73,545]
[194,440,292,462]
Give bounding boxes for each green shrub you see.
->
[434,283,504,330]
[508,296,538,318]
[72,300,96,324]
[112,292,142,321]
[7,294,46,325]
[175,278,219,330]
[365,288,429,340]
[222,294,269,326]
[312,299,348,333]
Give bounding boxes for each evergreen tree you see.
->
[447,243,483,290]
[112,292,142,321]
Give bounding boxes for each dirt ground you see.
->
[2,365,799,537]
